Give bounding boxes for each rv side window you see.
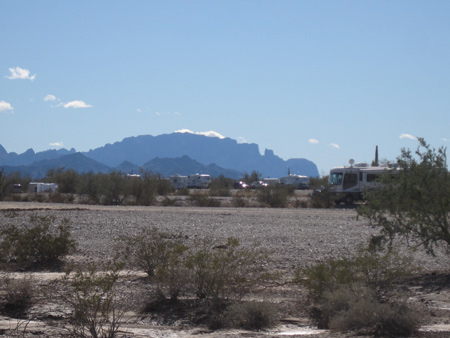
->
[343,173,358,189]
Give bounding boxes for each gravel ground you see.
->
[0,202,449,337]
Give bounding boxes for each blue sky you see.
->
[2,1,450,175]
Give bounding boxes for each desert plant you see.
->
[241,171,262,185]
[221,301,277,331]
[57,262,126,338]
[232,194,246,207]
[189,192,220,207]
[310,187,334,208]
[209,175,234,197]
[359,138,450,255]
[297,245,415,301]
[0,215,77,270]
[119,227,188,299]
[185,237,275,301]
[46,167,79,194]
[0,274,35,318]
[296,244,419,336]
[316,285,420,336]
[257,186,292,208]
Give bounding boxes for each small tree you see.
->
[46,167,79,194]
[241,171,261,184]
[358,138,450,255]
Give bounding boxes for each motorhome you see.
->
[168,175,189,189]
[188,174,212,189]
[279,174,310,188]
[28,182,58,193]
[327,160,396,204]
[169,174,212,189]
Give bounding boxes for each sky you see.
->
[2,1,450,175]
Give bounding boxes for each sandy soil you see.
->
[0,201,449,337]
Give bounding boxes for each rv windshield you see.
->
[329,172,343,186]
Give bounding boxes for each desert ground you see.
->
[0,200,449,337]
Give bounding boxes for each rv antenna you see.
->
[372,146,379,166]
[349,159,355,167]
[375,145,379,166]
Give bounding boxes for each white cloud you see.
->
[44,94,58,102]
[6,67,36,81]
[330,143,340,149]
[0,101,13,112]
[237,136,248,143]
[137,108,142,113]
[64,100,92,109]
[174,129,225,139]
[308,138,319,144]
[49,142,63,147]
[399,133,416,140]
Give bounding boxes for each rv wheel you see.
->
[344,194,354,205]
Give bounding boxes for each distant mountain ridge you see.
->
[0,133,319,179]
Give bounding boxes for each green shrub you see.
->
[185,237,275,301]
[160,196,176,206]
[310,189,333,208]
[317,285,420,336]
[0,275,35,318]
[119,227,188,300]
[296,245,419,335]
[296,245,414,302]
[56,262,126,338]
[233,194,246,207]
[221,301,277,331]
[257,186,292,208]
[176,187,190,196]
[0,215,77,270]
[189,192,220,207]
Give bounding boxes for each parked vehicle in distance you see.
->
[279,174,310,188]
[297,182,310,190]
[250,181,268,189]
[234,181,251,189]
[169,174,212,189]
[28,182,58,193]
[326,160,397,204]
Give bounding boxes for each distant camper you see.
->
[169,175,189,189]
[28,182,58,193]
[279,174,310,188]
[188,174,212,189]
[169,174,212,189]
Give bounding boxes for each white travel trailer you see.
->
[327,160,396,204]
[168,175,189,189]
[261,178,280,186]
[169,174,212,189]
[28,182,58,193]
[188,174,212,189]
[279,174,310,187]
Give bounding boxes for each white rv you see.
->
[169,175,189,189]
[279,174,310,188]
[28,182,58,193]
[188,174,212,189]
[327,161,396,204]
[169,174,212,189]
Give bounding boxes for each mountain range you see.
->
[0,133,319,179]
